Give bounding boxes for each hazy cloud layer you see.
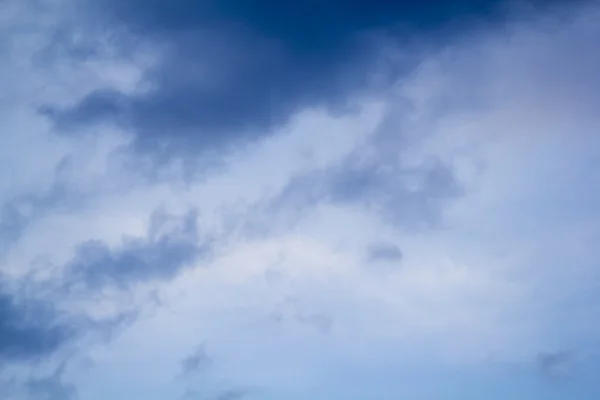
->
[1,0,600,399]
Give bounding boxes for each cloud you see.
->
[45,0,511,157]
[241,137,464,236]
[180,344,213,376]
[2,0,600,399]
[328,153,464,230]
[63,208,209,291]
[366,242,403,263]
[0,179,79,258]
[0,269,137,369]
[0,284,73,363]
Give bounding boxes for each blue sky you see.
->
[1,0,600,399]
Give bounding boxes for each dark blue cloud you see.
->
[0,210,206,370]
[0,285,73,362]
[0,203,208,369]
[65,208,210,290]
[46,0,528,157]
[0,250,148,367]
[111,0,499,44]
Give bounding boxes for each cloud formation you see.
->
[1,0,600,399]
[64,208,208,291]
[47,0,511,157]
[0,287,72,362]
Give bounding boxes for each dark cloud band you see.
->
[46,0,520,157]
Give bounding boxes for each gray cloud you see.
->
[41,0,524,158]
[0,284,74,363]
[240,132,463,236]
[181,343,213,376]
[0,274,140,370]
[64,208,210,291]
[366,242,403,263]
[332,156,463,230]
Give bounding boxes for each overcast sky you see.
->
[1,0,600,399]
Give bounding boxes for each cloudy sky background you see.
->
[1,0,600,399]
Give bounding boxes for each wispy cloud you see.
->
[63,208,208,291]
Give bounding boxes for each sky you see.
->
[1,0,600,399]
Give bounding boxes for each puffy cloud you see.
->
[46,0,511,157]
